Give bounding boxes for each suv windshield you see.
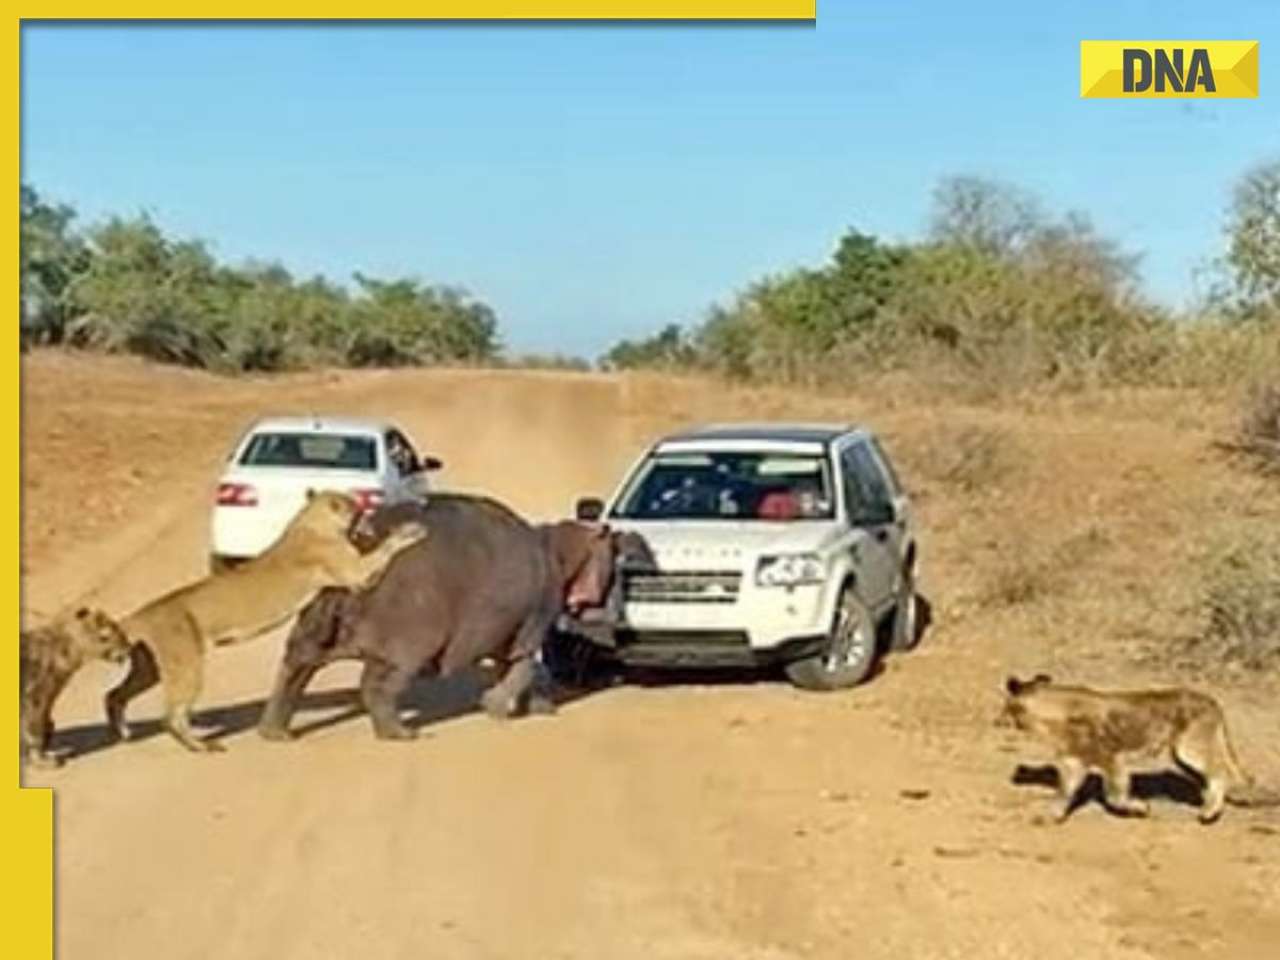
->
[239,432,378,471]
[612,450,835,521]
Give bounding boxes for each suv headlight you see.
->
[756,553,826,587]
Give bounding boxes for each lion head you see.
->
[299,489,366,540]
[62,606,132,664]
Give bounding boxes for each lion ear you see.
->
[1033,673,1053,686]
[74,606,91,620]
[305,488,316,502]
[1005,676,1023,696]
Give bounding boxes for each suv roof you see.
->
[658,422,860,446]
[245,415,395,436]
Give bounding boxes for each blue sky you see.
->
[20,5,1280,355]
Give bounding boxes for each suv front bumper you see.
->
[556,577,844,668]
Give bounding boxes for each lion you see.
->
[999,673,1279,824]
[105,490,428,753]
[21,606,132,768]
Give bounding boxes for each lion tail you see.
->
[1220,719,1280,808]
[1225,783,1280,808]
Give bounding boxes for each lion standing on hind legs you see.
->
[105,490,427,754]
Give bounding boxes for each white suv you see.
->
[558,423,920,690]
[209,416,440,572]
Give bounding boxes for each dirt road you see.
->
[22,354,1280,960]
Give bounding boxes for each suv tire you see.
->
[785,584,878,691]
[888,563,921,652]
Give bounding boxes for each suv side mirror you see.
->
[419,455,443,472]
[853,500,895,527]
[872,500,897,525]
[575,497,605,522]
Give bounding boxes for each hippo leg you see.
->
[480,656,536,719]
[481,605,559,719]
[360,659,418,740]
[258,656,323,741]
[524,603,562,715]
[526,652,558,715]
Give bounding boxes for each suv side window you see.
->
[840,446,874,525]
[841,442,893,526]
[868,436,903,497]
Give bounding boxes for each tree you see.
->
[601,323,696,371]
[929,175,1042,258]
[65,215,227,366]
[20,185,89,343]
[20,186,503,371]
[346,274,499,367]
[1224,159,1280,316]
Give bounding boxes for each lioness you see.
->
[106,490,427,753]
[1000,674,1277,823]
[21,606,132,768]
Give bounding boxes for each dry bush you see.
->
[1178,529,1280,671]
[979,526,1109,610]
[1235,382,1280,473]
[908,423,1023,494]
[982,548,1052,608]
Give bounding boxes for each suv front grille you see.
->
[623,569,743,604]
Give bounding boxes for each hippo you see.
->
[256,493,640,741]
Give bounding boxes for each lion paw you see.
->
[25,751,65,770]
[394,522,429,546]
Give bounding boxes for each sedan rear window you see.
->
[239,432,378,471]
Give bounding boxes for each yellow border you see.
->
[22,3,816,19]
[10,8,813,956]
[13,15,55,956]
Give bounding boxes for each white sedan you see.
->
[209,415,440,572]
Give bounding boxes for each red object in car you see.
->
[757,491,799,520]
[216,482,258,507]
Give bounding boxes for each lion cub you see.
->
[106,490,427,754]
[21,607,132,768]
[1000,674,1275,824]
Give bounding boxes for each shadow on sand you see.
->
[52,666,610,762]
[1012,762,1205,815]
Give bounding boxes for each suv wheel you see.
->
[785,584,878,691]
[541,630,612,689]
[889,563,921,652]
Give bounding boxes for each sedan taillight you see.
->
[352,488,385,513]
[216,482,258,507]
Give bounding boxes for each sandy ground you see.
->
[20,352,1280,960]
